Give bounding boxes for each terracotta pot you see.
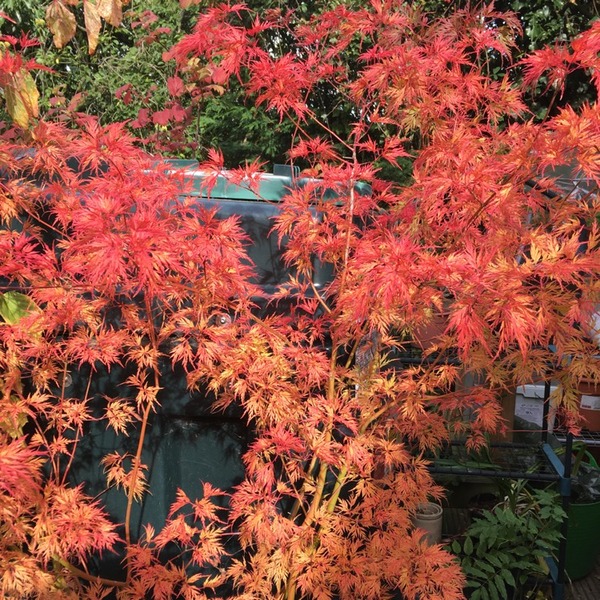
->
[577,379,600,432]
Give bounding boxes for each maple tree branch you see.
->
[286,105,353,155]
[61,370,93,486]
[285,337,341,598]
[309,278,331,315]
[325,464,348,515]
[124,294,161,581]
[57,558,126,588]
[284,339,345,599]
[288,454,318,522]
[304,461,329,529]
[337,167,356,298]
[284,460,329,600]
[124,398,153,559]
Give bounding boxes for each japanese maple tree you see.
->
[1,1,600,599]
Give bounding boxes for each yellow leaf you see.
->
[97,0,123,28]
[45,1,77,48]
[4,69,39,128]
[83,0,102,55]
[0,396,29,438]
[0,291,39,324]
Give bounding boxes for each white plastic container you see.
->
[515,384,557,428]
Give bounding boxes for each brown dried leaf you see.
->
[45,1,77,49]
[83,0,102,55]
[97,0,123,28]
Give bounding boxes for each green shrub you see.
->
[450,484,565,600]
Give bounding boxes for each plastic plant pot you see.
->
[411,502,443,545]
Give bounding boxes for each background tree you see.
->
[1,0,309,163]
[419,0,599,119]
[2,0,597,167]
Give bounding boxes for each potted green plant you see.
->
[449,481,565,600]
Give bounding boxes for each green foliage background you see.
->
[1,0,598,168]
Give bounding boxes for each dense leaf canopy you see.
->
[0,2,599,599]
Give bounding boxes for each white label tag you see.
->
[581,395,600,411]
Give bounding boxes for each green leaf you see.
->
[466,581,482,589]
[0,291,38,324]
[464,536,474,556]
[476,540,489,557]
[477,561,497,574]
[467,567,489,580]
[501,569,516,588]
[489,580,500,600]
[513,560,541,573]
[487,554,503,568]
[494,573,507,599]
[528,522,540,535]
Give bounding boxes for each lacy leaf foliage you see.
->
[1,2,600,599]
